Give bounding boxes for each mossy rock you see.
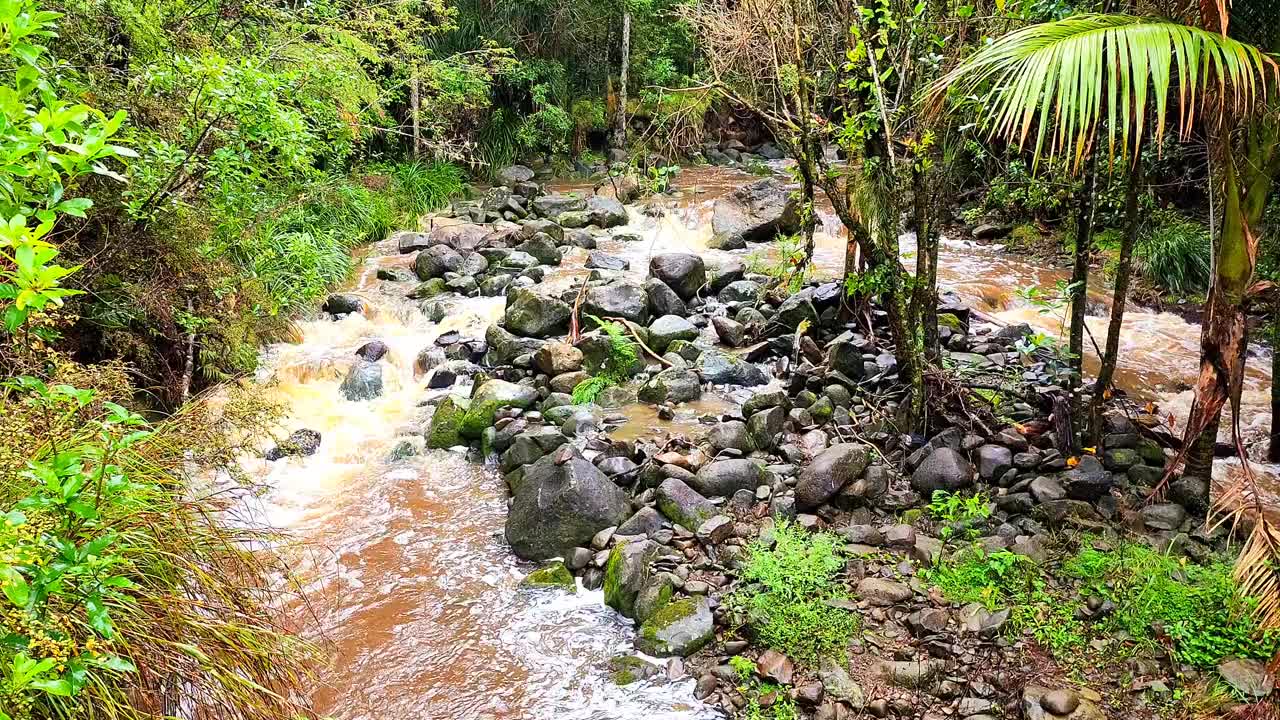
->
[900,508,924,526]
[634,596,714,657]
[426,395,470,449]
[459,379,539,438]
[609,655,656,686]
[409,278,449,299]
[937,313,966,333]
[520,561,576,591]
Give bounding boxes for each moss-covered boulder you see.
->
[520,561,576,591]
[604,540,659,619]
[426,395,470,449]
[504,453,632,560]
[459,380,539,439]
[634,596,714,657]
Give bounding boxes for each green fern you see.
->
[570,315,638,405]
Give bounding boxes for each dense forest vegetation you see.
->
[0,0,1277,716]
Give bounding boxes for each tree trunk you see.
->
[1089,154,1143,444]
[611,10,631,151]
[1270,306,1279,463]
[410,68,420,158]
[912,162,941,362]
[1067,159,1097,452]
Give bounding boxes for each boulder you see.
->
[644,278,687,318]
[656,478,718,529]
[413,245,463,280]
[427,223,488,251]
[692,459,764,497]
[649,254,707,301]
[747,407,785,450]
[265,429,322,461]
[796,443,871,509]
[710,177,801,247]
[426,395,469,449]
[322,294,362,317]
[718,280,762,304]
[910,447,975,495]
[339,360,383,401]
[533,342,584,376]
[393,230,431,254]
[774,289,818,329]
[647,315,699,354]
[519,218,564,244]
[485,324,545,366]
[532,193,587,218]
[708,421,754,452]
[505,453,632,560]
[504,287,571,338]
[585,195,628,227]
[604,540,662,619]
[712,317,746,347]
[514,234,563,265]
[1218,657,1275,698]
[634,597,714,657]
[583,282,649,324]
[586,251,630,271]
[355,340,389,362]
[976,444,1013,480]
[637,368,702,404]
[496,164,535,186]
[696,349,768,386]
[459,380,539,438]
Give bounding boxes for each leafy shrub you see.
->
[388,161,466,216]
[730,522,859,664]
[1132,209,1212,296]
[927,490,992,541]
[1064,541,1280,667]
[572,316,638,404]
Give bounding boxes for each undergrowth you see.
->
[730,522,858,665]
[571,316,638,404]
[1131,209,1212,297]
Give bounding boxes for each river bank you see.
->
[249,162,1275,719]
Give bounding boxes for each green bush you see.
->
[572,316,638,404]
[1064,541,1280,668]
[1132,209,1212,296]
[730,522,859,664]
[388,161,466,216]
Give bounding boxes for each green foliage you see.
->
[982,160,1073,220]
[387,161,466,217]
[731,522,859,664]
[572,315,638,404]
[746,232,807,293]
[1063,541,1280,668]
[1132,209,1212,296]
[927,490,992,541]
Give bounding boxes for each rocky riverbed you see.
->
[275,157,1274,719]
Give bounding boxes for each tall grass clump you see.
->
[0,374,312,720]
[1133,209,1212,296]
[388,161,466,216]
[729,522,858,664]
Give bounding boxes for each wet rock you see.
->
[911,447,976,495]
[409,278,448,300]
[873,659,946,689]
[656,478,717,529]
[634,596,714,657]
[712,317,746,347]
[1142,503,1187,531]
[710,177,801,247]
[819,657,865,709]
[533,342,584,376]
[583,281,650,325]
[460,380,539,438]
[597,456,637,478]
[644,278,687,318]
[638,368,702,404]
[514,233,562,265]
[504,453,632,560]
[1218,657,1275,698]
[265,429,322,461]
[355,340,389,362]
[586,251,630,271]
[719,279,763,304]
[485,324,546,366]
[696,349,768,386]
[709,421,754,452]
[521,561,576,591]
[774,289,818,329]
[617,506,664,537]
[1061,456,1112,501]
[426,395,469,449]
[692,458,764,498]
[1033,499,1103,526]
[504,287,571,338]
[323,294,362,317]
[857,577,913,606]
[414,245,463,280]
[339,360,383,401]
[748,407,785,450]
[648,315,699,354]
[586,195,628,227]
[649,254,707,301]
[796,443,871,510]
[1168,475,1209,514]
[563,229,597,249]
[392,230,431,254]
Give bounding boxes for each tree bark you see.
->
[912,162,941,362]
[611,10,631,151]
[1089,153,1143,444]
[1067,158,1097,452]
[1270,306,1279,462]
[410,68,420,158]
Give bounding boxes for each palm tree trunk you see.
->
[912,162,941,362]
[611,10,631,151]
[1067,158,1097,452]
[1089,154,1143,444]
[1270,307,1279,463]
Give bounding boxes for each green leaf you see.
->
[30,677,73,696]
[1,567,30,607]
[86,594,114,637]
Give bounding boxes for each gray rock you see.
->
[656,478,718,529]
[585,195,628,227]
[427,223,489,251]
[604,540,662,619]
[976,444,1013,480]
[774,289,818,329]
[747,407,785,450]
[496,164,535,186]
[819,657,865,710]
[696,349,768,386]
[515,233,563,265]
[265,429,322,461]
[339,360,383,401]
[648,315,699,354]
[1062,456,1112,501]
[485,324,546,366]
[1218,657,1275,698]
[638,368,702,404]
[323,294,362,316]
[712,316,746,347]
[796,443,871,509]
[873,659,946,689]
[692,459,764,497]
[1141,503,1187,531]
[504,453,632,560]
[532,193,587,218]
[644,278,687,318]
[649,254,707,301]
[708,421,754,452]
[1030,476,1066,503]
[857,577,913,606]
[586,251,630,271]
[584,281,649,324]
[911,447,975,495]
[719,280,763,303]
[533,342,583,375]
[355,340,389,362]
[504,287,571,338]
[617,506,664,537]
[710,177,801,246]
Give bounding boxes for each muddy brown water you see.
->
[238,164,1273,719]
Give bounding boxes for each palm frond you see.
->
[935,14,1279,167]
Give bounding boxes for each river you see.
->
[237,164,1274,719]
